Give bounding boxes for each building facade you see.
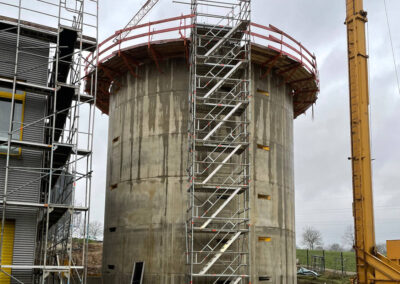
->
[0,1,98,282]
[0,32,48,283]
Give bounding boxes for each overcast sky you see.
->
[87,0,400,248]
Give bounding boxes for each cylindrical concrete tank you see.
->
[103,58,189,283]
[90,18,319,284]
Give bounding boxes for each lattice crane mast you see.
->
[114,0,160,42]
[345,0,400,283]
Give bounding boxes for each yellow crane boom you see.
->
[345,0,400,282]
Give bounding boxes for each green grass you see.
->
[297,249,356,272]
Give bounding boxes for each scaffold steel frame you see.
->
[0,0,98,283]
[186,1,251,283]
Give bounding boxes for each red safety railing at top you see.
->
[85,14,318,81]
[249,22,317,77]
[85,14,194,74]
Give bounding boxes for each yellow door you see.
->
[0,220,15,284]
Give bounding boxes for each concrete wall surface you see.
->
[250,64,296,284]
[102,58,296,284]
[103,58,188,284]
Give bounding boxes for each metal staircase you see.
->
[187,0,251,283]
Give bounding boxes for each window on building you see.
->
[0,90,25,155]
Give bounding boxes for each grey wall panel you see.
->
[23,93,47,144]
[11,270,33,284]
[13,213,37,264]
[0,28,70,284]
[0,93,46,283]
[0,93,46,205]
[0,32,49,86]
[0,211,37,284]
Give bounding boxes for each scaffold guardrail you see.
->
[85,15,318,83]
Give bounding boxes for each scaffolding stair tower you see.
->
[0,0,98,283]
[187,0,251,283]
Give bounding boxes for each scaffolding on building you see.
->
[0,0,98,283]
[186,0,251,283]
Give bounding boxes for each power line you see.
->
[383,0,400,96]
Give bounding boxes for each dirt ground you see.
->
[73,240,103,276]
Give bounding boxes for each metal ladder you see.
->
[187,0,251,283]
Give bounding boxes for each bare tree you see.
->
[329,243,343,252]
[72,212,83,238]
[301,226,323,250]
[342,225,355,250]
[376,243,387,255]
[87,220,104,241]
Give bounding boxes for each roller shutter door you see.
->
[0,220,15,284]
